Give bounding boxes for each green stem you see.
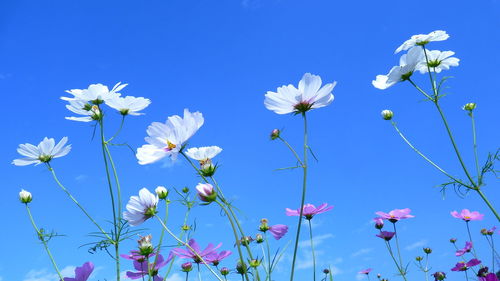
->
[265,233,272,281]
[25,204,64,280]
[476,189,500,222]
[106,115,126,143]
[278,136,304,167]
[215,200,251,281]
[465,221,479,258]
[470,112,481,182]
[421,46,438,97]
[290,113,309,281]
[308,219,317,281]
[99,119,120,281]
[46,164,111,240]
[163,204,192,280]
[407,79,433,101]
[383,238,407,281]
[392,223,405,277]
[149,200,170,281]
[390,121,469,187]
[155,216,224,281]
[424,253,429,281]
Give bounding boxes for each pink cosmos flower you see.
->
[205,250,232,266]
[61,262,94,281]
[455,241,473,256]
[359,268,372,275]
[120,250,156,262]
[126,254,171,281]
[376,231,395,241]
[286,203,333,220]
[450,209,484,221]
[451,259,481,271]
[269,224,289,240]
[172,239,222,264]
[480,273,500,281]
[375,208,414,223]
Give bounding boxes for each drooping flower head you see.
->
[451,259,481,271]
[372,47,424,90]
[395,30,449,53]
[451,209,484,221]
[376,231,395,241]
[455,241,473,256]
[123,188,159,226]
[171,239,222,264]
[106,95,151,116]
[417,50,459,73]
[185,146,222,176]
[265,73,336,115]
[359,268,372,275]
[375,208,414,223]
[61,262,94,281]
[136,109,204,164]
[286,203,333,220]
[126,253,171,281]
[13,137,71,166]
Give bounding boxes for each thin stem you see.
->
[106,115,126,143]
[149,200,170,281]
[25,204,64,280]
[424,253,429,281]
[103,144,123,219]
[464,269,469,281]
[265,232,272,281]
[185,272,189,281]
[155,216,224,281]
[163,204,192,280]
[215,200,251,281]
[46,164,111,240]
[278,136,304,167]
[99,119,120,281]
[465,221,479,258]
[470,112,481,182]
[392,223,405,276]
[290,113,309,281]
[407,79,433,101]
[390,121,469,187]
[476,189,500,222]
[421,46,438,97]
[308,219,317,281]
[198,263,202,281]
[383,239,407,281]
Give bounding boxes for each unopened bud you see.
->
[255,234,264,243]
[259,218,270,232]
[374,218,384,230]
[249,259,261,268]
[416,256,423,262]
[463,103,476,112]
[236,262,248,275]
[449,238,457,243]
[19,189,32,204]
[432,271,446,280]
[423,247,432,254]
[270,129,280,140]
[220,267,230,276]
[196,183,217,203]
[181,262,193,272]
[323,269,330,274]
[182,187,189,193]
[155,186,168,199]
[381,110,394,120]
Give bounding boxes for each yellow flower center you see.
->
[165,140,177,151]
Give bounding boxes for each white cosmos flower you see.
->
[264,73,336,115]
[13,137,71,166]
[185,146,222,162]
[105,96,151,116]
[62,82,126,103]
[65,99,102,122]
[372,47,424,90]
[395,30,449,54]
[417,50,459,73]
[136,109,204,164]
[123,188,158,226]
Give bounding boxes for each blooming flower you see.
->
[269,224,289,240]
[480,273,500,281]
[13,137,71,166]
[136,109,204,164]
[64,99,102,122]
[19,189,33,204]
[105,95,151,116]
[375,208,414,223]
[196,183,217,203]
[126,253,171,281]
[451,259,481,271]
[205,250,232,266]
[123,188,158,226]
[61,262,94,281]
[285,203,333,220]
[417,50,459,73]
[395,30,449,53]
[376,231,395,241]
[455,241,473,256]
[372,47,424,90]
[171,239,222,264]
[185,146,222,163]
[62,82,125,104]
[120,250,155,262]
[264,73,336,115]
[359,268,372,275]
[451,209,484,221]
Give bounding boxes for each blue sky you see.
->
[1,0,500,280]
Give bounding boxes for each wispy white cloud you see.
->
[165,273,183,281]
[75,174,88,181]
[24,266,75,281]
[351,248,373,257]
[405,239,428,251]
[298,233,334,248]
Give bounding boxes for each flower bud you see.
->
[323,269,330,274]
[432,271,446,281]
[19,189,32,204]
[137,235,154,256]
[155,186,168,200]
[381,110,394,120]
[181,262,193,272]
[240,236,253,246]
[463,103,476,112]
[377,274,381,278]
[236,262,248,275]
[255,233,264,243]
[249,259,261,268]
[195,183,217,203]
[259,218,270,232]
[200,162,217,177]
[182,187,189,193]
[449,238,457,243]
[480,228,488,235]
[270,129,280,140]
[181,224,190,231]
[220,267,230,276]
[416,256,423,262]
[423,247,432,254]
[374,218,384,230]
[477,267,489,277]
